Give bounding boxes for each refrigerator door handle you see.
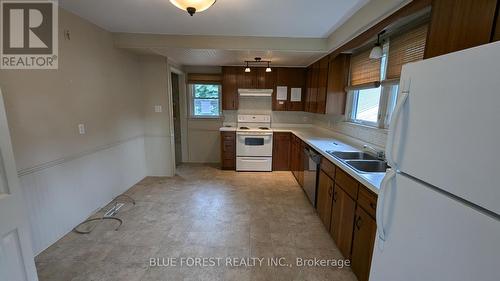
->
[377,169,396,242]
[386,90,409,169]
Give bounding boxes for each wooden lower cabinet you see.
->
[317,170,334,229]
[330,184,356,259]
[287,134,378,281]
[351,206,377,281]
[272,132,291,170]
[290,135,304,186]
[220,131,236,170]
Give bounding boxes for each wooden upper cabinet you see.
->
[236,67,276,89]
[311,62,320,113]
[255,67,276,89]
[424,0,498,58]
[240,68,255,89]
[326,54,350,115]
[305,62,319,113]
[493,5,500,42]
[273,68,306,111]
[316,56,330,114]
[305,67,313,112]
[272,132,291,171]
[222,66,238,110]
[222,66,279,110]
[304,58,328,114]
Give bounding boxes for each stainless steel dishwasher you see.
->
[303,146,321,207]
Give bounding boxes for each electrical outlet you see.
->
[78,124,86,135]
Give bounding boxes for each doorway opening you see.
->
[171,72,182,167]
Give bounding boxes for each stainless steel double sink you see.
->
[327,151,388,173]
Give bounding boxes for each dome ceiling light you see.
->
[169,0,217,16]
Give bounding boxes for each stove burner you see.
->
[258,127,270,130]
[239,127,249,130]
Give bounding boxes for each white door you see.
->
[0,91,39,281]
[370,172,500,281]
[387,41,500,215]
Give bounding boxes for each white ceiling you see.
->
[138,47,325,66]
[60,0,369,38]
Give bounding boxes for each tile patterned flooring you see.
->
[35,164,358,281]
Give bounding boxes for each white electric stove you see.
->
[236,115,273,171]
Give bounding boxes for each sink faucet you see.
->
[363,144,386,160]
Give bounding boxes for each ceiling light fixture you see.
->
[369,30,386,60]
[266,62,272,73]
[244,57,272,73]
[169,0,217,16]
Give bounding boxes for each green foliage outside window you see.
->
[193,84,220,116]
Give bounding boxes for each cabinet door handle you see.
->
[333,190,338,202]
[328,185,333,197]
[370,202,376,210]
[355,216,362,230]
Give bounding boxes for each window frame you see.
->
[345,42,400,129]
[189,83,222,119]
[346,86,384,127]
[346,82,399,129]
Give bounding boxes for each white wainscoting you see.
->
[144,135,174,177]
[19,136,148,255]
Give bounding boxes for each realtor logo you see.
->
[1,0,58,69]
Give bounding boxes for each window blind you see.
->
[349,49,381,87]
[386,24,428,79]
[187,73,222,84]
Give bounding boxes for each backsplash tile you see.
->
[221,95,386,148]
[312,114,387,149]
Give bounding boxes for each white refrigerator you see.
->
[370,42,500,281]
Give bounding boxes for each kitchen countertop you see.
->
[220,125,385,194]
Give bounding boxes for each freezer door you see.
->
[370,173,500,281]
[387,41,500,215]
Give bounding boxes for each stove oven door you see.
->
[236,132,273,157]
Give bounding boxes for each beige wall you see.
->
[0,9,153,255]
[139,56,174,175]
[0,9,145,171]
[182,66,222,163]
[186,119,222,163]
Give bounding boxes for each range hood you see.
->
[238,89,273,97]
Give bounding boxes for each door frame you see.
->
[0,89,39,281]
[166,63,187,175]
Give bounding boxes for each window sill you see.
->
[189,116,223,120]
